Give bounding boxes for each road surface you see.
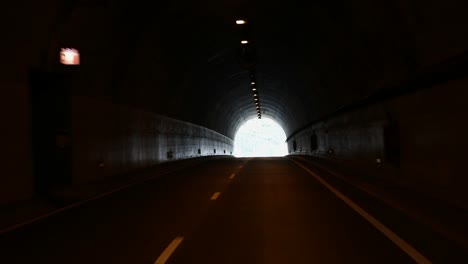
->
[0,158,465,263]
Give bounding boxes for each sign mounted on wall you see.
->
[60,48,80,65]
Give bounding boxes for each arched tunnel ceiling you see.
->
[10,0,468,140]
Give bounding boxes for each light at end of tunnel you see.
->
[236,20,246,25]
[60,48,80,65]
[241,40,249,44]
[234,117,287,157]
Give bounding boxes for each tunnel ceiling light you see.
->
[254,98,258,101]
[252,88,256,91]
[236,20,247,25]
[241,40,249,44]
[251,82,255,85]
[60,48,80,65]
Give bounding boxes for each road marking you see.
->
[210,192,221,200]
[0,161,200,235]
[229,173,236,179]
[154,236,184,264]
[290,159,432,264]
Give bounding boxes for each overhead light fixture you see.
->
[251,82,255,85]
[252,88,256,91]
[241,40,249,44]
[60,48,80,65]
[254,98,258,101]
[236,20,246,25]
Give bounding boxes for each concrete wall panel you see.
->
[72,95,233,185]
[287,78,468,208]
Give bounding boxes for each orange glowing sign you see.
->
[60,48,80,65]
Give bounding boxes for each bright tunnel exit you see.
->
[233,117,288,157]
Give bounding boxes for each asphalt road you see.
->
[0,158,463,263]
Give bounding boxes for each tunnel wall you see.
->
[72,95,233,185]
[0,91,233,206]
[287,77,468,209]
[0,81,34,206]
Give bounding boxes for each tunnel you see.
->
[1,0,468,263]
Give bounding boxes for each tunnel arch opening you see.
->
[233,117,288,157]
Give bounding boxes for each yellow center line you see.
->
[290,159,432,264]
[154,236,184,264]
[210,192,221,200]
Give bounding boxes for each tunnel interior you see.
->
[2,0,468,212]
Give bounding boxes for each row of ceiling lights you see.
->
[236,19,261,119]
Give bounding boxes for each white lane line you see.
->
[0,162,199,235]
[229,173,236,179]
[210,192,221,200]
[154,236,184,264]
[290,159,432,264]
